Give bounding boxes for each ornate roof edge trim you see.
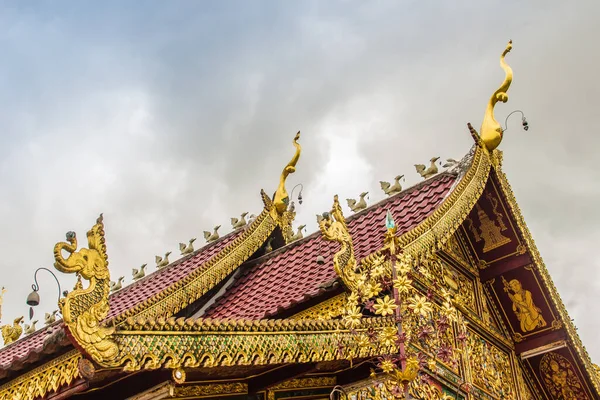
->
[118,314,386,333]
[0,350,82,400]
[104,317,396,371]
[356,142,491,277]
[114,206,279,324]
[492,152,600,396]
[398,143,491,258]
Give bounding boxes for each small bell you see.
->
[316,255,325,265]
[522,117,529,131]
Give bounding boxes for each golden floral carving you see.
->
[466,330,515,398]
[291,294,347,320]
[540,352,589,399]
[501,276,547,333]
[0,350,81,400]
[344,375,454,400]
[53,214,118,363]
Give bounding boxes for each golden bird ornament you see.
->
[1,316,23,345]
[414,157,440,179]
[347,192,368,213]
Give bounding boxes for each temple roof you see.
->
[204,173,456,319]
[0,173,457,377]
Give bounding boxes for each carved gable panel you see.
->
[461,178,527,269]
[487,265,559,343]
[525,348,595,400]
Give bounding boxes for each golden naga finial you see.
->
[273,131,301,214]
[479,40,513,152]
[318,195,360,291]
[53,214,118,363]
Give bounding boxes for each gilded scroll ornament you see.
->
[0,350,81,400]
[477,40,513,152]
[540,352,589,399]
[53,214,119,363]
[467,203,510,253]
[502,276,547,332]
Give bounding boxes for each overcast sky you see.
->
[1,1,599,361]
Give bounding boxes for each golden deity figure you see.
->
[502,277,546,332]
[541,352,588,400]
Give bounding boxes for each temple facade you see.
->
[0,41,597,400]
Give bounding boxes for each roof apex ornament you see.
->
[273,131,301,215]
[478,40,513,152]
[53,214,119,363]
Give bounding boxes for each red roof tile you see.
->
[204,173,457,320]
[0,322,64,373]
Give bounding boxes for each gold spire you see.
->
[480,40,513,152]
[273,131,301,214]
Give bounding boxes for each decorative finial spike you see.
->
[273,131,302,214]
[479,40,514,152]
[386,210,395,230]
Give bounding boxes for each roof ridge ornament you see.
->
[273,131,301,214]
[477,40,513,152]
[53,214,119,363]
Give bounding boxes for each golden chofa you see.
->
[479,40,513,152]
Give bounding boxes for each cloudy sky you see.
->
[1,1,599,360]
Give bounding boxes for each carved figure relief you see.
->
[467,201,510,253]
[540,352,589,400]
[502,277,546,333]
